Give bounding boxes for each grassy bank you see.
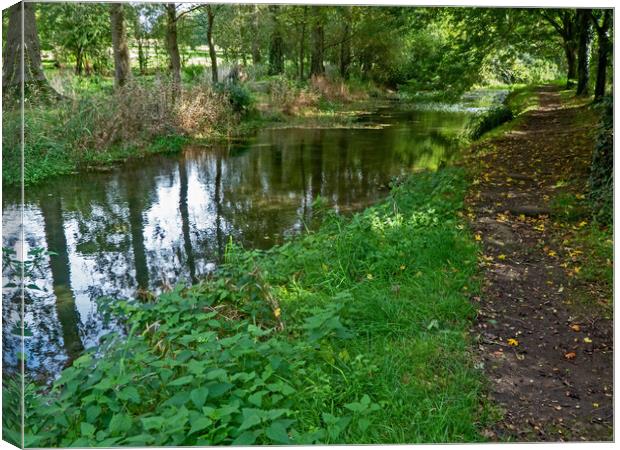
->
[7,167,494,446]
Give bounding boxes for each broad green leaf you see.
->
[109,413,131,435]
[189,387,209,408]
[266,421,291,444]
[189,417,213,435]
[80,422,96,437]
[168,375,194,387]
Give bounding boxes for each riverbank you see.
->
[464,86,613,440]
[10,166,494,446]
[2,76,387,187]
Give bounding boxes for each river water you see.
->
[2,94,501,378]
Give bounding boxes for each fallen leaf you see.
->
[570,324,581,332]
[564,352,577,360]
[507,338,519,347]
[583,337,592,343]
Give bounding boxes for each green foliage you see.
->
[23,168,490,445]
[467,105,514,140]
[588,96,613,224]
[223,83,255,114]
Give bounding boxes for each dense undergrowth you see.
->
[5,168,492,446]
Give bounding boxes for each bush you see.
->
[223,83,254,114]
[467,105,514,140]
[182,65,206,83]
[588,96,613,224]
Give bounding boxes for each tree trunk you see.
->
[251,5,261,65]
[576,9,593,96]
[110,4,131,88]
[339,11,352,80]
[2,2,56,98]
[268,6,284,75]
[310,18,325,76]
[206,6,218,84]
[593,10,612,99]
[299,6,307,81]
[564,44,577,88]
[165,3,181,86]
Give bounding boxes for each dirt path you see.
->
[465,86,613,441]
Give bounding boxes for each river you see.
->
[2,92,504,379]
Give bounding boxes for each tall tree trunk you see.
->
[299,6,308,81]
[564,44,577,88]
[2,2,56,98]
[206,5,218,84]
[593,10,612,99]
[576,9,593,96]
[40,197,84,361]
[339,11,352,80]
[251,5,261,65]
[268,6,284,75]
[110,4,131,88]
[310,16,325,77]
[165,3,181,87]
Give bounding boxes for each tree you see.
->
[590,9,612,99]
[310,9,325,76]
[205,5,218,83]
[339,8,353,79]
[165,3,181,86]
[2,2,55,97]
[268,6,284,75]
[541,10,578,88]
[110,4,131,88]
[576,8,593,96]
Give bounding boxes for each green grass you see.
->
[10,168,492,446]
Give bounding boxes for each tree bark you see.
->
[564,45,577,88]
[339,10,352,80]
[165,3,181,86]
[251,5,261,65]
[299,6,308,81]
[2,2,56,98]
[110,4,131,88]
[206,5,218,84]
[310,15,325,77]
[592,10,612,99]
[576,9,593,96]
[268,6,284,75]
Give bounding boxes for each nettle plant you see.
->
[22,259,380,447]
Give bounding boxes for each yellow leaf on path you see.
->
[474,234,482,241]
[583,337,592,343]
[498,254,506,260]
[507,338,519,347]
[570,324,581,332]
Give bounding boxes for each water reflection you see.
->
[2,104,470,378]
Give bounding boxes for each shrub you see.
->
[588,96,613,224]
[223,83,254,114]
[467,105,514,140]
